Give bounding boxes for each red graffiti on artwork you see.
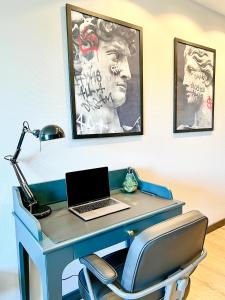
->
[77,27,98,55]
[207,96,212,110]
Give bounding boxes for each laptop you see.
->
[65,167,130,221]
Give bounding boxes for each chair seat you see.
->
[78,248,128,300]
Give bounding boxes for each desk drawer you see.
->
[73,206,182,259]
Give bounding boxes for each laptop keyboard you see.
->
[74,198,117,214]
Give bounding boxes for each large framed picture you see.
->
[174,38,216,133]
[66,4,143,138]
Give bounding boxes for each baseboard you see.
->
[207,218,225,234]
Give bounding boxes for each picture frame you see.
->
[174,38,216,133]
[66,4,143,139]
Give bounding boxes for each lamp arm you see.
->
[12,121,30,163]
[4,121,38,213]
[11,160,38,213]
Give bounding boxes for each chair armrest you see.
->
[80,254,118,285]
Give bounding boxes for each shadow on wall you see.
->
[0,272,19,298]
[128,0,225,32]
[136,168,225,225]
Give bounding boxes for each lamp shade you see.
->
[39,125,65,141]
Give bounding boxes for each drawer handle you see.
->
[127,230,135,237]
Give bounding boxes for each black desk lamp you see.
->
[4,121,65,219]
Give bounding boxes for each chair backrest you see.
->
[121,211,208,299]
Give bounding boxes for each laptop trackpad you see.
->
[69,198,130,221]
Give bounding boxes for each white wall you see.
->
[0,0,225,299]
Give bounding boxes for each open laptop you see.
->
[65,167,130,221]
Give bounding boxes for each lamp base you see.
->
[32,205,52,219]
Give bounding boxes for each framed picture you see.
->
[174,38,216,133]
[66,4,143,138]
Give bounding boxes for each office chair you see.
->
[78,210,208,300]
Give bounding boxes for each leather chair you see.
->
[78,210,208,300]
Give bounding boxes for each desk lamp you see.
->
[4,121,65,219]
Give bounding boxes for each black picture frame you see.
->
[66,4,143,139]
[174,38,216,133]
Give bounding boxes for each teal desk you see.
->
[13,169,184,300]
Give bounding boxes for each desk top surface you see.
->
[39,190,183,245]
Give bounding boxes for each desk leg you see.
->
[17,241,30,300]
[39,248,73,300]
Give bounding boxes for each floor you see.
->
[188,226,225,299]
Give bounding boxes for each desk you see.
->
[13,169,184,300]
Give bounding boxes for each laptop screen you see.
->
[66,167,110,206]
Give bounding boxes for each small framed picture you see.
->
[174,38,216,133]
[66,4,143,138]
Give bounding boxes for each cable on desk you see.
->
[62,274,79,280]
